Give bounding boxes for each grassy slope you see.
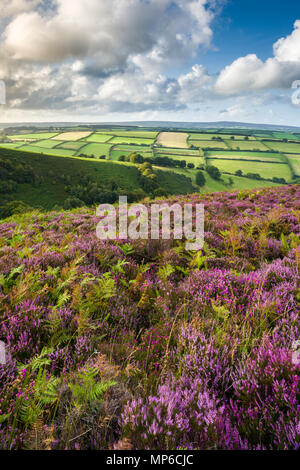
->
[0,147,195,209]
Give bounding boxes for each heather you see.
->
[0,185,299,450]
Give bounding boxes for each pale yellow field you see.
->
[51,132,92,141]
[156,132,189,149]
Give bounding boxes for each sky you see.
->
[0,0,300,125]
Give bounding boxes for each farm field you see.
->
[155,153,204,167]
[7,132,58,140]
[225,140,269,151]
[208,158,292,180]
[57,141,87,151]
[84,133,114,143]
[205,150,284,162]
[19,145,75,157]
[285,154,300,176]
[110,147,153,161]
[155,147,200,156]
[98,130,158,138]
[263,141,300,153]
[51,131,92,141]
[109,136,155,145]
[190,140,228,149]
[156,132,189,148]
[271,131,300,140]
[28,139,64,149]
[78,143,112,158]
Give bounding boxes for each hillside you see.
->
[0,185,299,450]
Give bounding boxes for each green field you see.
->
[156,167,278,192]
[110,147,153,161]
[57,141,88,150]
[190,140,228,149]
[19,145,75,156]
[8,132,58,140]
[0,142,26,148]
[208,158,292,181]
[285,154,300,177]
[93,130,158,138]
[109,136,155,145]
[155,147,200,156]
[84,133,114,143]
[78,143,112,158]
[205,150,283,162]
[271,132,300,140]
[28,139,64,149]
[155,153,204,167]
[263,141,300,153]
[225,140,269,151]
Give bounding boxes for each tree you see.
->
[235,170,243,177]
[187,163,195,169]
[206,165,221,180]
[130,153,144,164]
[195,171,206,187]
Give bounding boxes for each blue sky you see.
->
[0,0,300,125]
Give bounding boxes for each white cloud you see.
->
[215,20,300,95]
[0,0,39,19]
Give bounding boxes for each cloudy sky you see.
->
[0,0,300,125]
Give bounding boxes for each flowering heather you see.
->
[0,185,299,450]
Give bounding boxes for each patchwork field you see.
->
[78,142,112,157]
[285,154,300,176]
[208,158,292,180]
[264,141,300,153]
[109,136,155,145]
[156,132,189,148]
[103,130,158,138]
[190,140,228,149]
[225,140,269,151]
[156,147,200,156]
[57,141,87,151]
[84,133,114,143]
[205,150,284,162]
[7,132,58,140]
[28,139,63,149]
[52,131,92,141]
[110,146,153,161]
[19,145,75,157]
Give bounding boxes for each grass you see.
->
[155,154,204,167]
[109,136,155,145]
[110,148,153,161]
[263,141,300,154]
[18,145,76,157]
[190,140,228,150]
[57,141,88,150]
[77,143,112,158]
[155,147,200,156]
[285,154,300,177]
[0,142,26,148]
[156,132,189,148]
[208,158,292,181]
[52,131,92,141]
[0,148,141,209]
[225,140,269,151]
[271,132,300,140]
[7,133,58,140]
[84,133,114,143]
[156,166,278,192]
[205,150,283,162]
[28,139,64,149]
